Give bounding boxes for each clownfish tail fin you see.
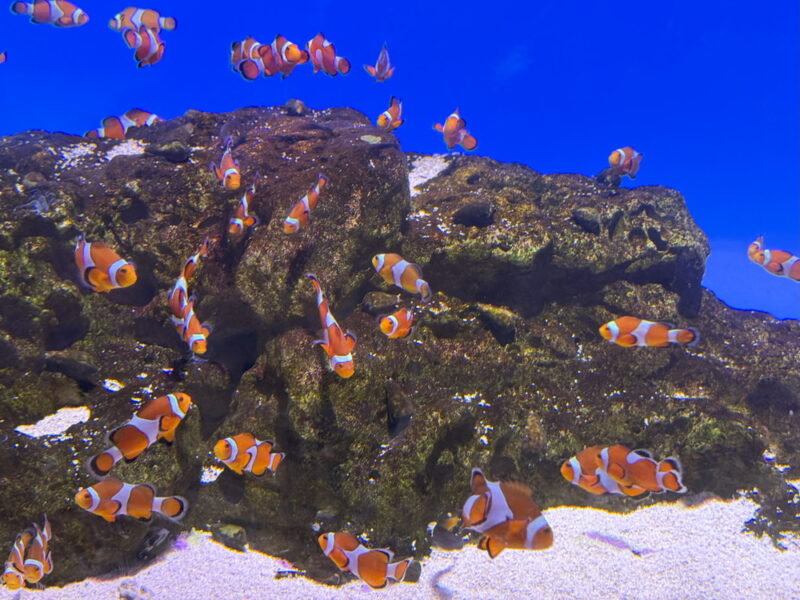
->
[156,495,189,521]
[388,558,412,582]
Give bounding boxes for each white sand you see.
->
[14,407,91,439]
[3,497,798,600]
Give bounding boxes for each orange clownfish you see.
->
[318,532,411,589]
[0,51,6,64]
[86,393,193,479]
[230,36,266,80]
[167,237,208,321]
[461,468,553,559]
[305,273,356,378]
[84,108,162,139]
[283,174,327,234]
[372,253,432,302]
[364,44,394,82]
[172,301,211,355]
[599,445,686,494]
[376,96,403,132]
[210,136,240,191]
[607,147,642,179]
[747,235,800,282]
[2,528,31,590]
[599,317,699,347]
[229,181,259,235]
[74,237,137,293]
[560,446,646,497]
[378,307,414,339]
[2,516,52,590]
[306,33,350,76]
[270,34,309,79]
[433,109,477,151]
[74,478,187,523]
[10,0,88,27]
[214,433,284,476]
[109,7,176,32]
[122,25,165,68]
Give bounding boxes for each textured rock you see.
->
[0,106,798,586]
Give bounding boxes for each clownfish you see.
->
[433,109,477,151]
[86,393,193,479]
[372,253,432,302]
[2,528,31,590]
[378,307,414,339]
[74,477,187,523]
[213,433,284,476]
[172,301,211,355]
[229,181,259,235]
[21,516,51,585]
[283,174,327,234]
[270,34,309,79]
[599,317,699,347]
[84,108,162,139]
[306,33,350,76]
[607,147,642,179]
[230,36,266,80]
[318,532,412,589]
[461,468,553,559]
[167,237,208,321]
[305,273,356,379]
[109,7,176,32]
[74,237,137,293]
[210,136,240,191]
[364,44,394,82]
[10,0,88,27]
[122,25,165,67]
[560,446,645,497]
[599,445,686,494]
[0,52,6,64]
[747,235,800,282]
[376,97,403,133]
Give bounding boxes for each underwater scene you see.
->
[0,1,798,599]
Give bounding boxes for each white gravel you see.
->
[408,155,450,197]
[14,407,91,439]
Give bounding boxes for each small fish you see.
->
[84,108,162,139]
[108,7,176,32]
[318,532,411,589]
[433,109,477,151]
[10,0,88,27]
[607,147,642,179]
[2,528,32,589]
[269,34,309,78]
[229,181,259,235]
[377,307,414,339]
[230,36,266,80]
[364,44,394,82]
[599,317,699,347]
[306,33,350,76]
[74,237,137,293]
[210,136,240,191]
[86,393,193,478]
[376,96,403,132]
[75,478,188,523]
[306,273,356,379]
[560,446,645,497]
[283,174,327,234]
[213,433,284,476]
[167,237,208,320]
[599,445,686,494]
[122,25,165,67]
[172,301,211,355]
[372,253,432,302]
[0,51,6,64]
[747,235,800,282]
[21,516,52,585]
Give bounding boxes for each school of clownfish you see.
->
[3,1,800,593]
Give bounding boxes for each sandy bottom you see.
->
[3,497,798,600]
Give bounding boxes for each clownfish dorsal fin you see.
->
[345,331,357,350]
[470,468,488,494]
[660,456,683,474]
[632,449,654,460]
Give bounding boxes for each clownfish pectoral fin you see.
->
[605,462,627,482]
[478,535,505,559]
[159,426,177,444]
[433,123,444,133]
[345,331,357,351]
[616,333,638,346]
[201,322,213,337]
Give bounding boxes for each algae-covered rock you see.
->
[0,106,798,586]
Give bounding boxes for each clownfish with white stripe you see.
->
[599,445,686,494]
[372,253,432,302]
[433,108,477,151]
[364,44,394,82]
[10,0,88,27]
[21,516,51,585]
[305,273,356,379]
[283,174,327,234]
[376,96,403,132]
[270,34,309,78]
[210,136,240,191]
[318,532,412,589]
[2,528,31,590]
[122,25,165,68]
[461,468,553,559]
[167,237,208,321]
[86,393,192,479]
[230,36,266,80]
[74,237,137,293]
[108,7,176,32]
[748,235,800,282]
[378,307,414,339]
[560,445,646,497]
[607,146,642,179]
[306,33,350,76]
[74,478,187,523]
[213,433,284,476]
[599,316,699,347]
[229,180,259,235]
[172,301,211,355]
[84,108,162,139]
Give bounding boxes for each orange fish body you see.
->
[600,445,686,494]
[109,7,176,32]
[378,308,414,339]
[74,238,137,293]
[318,532,411,589]
[231,36,266,80]
[122,25,165,67]
[270,34,309,78]
[433,109,477,151]
[2,529,32,589]
[74,477,187,522]
[229,182,259,235]
[599,316,699,347]
[372,253,432,302]
[11,0,88,26]
[167,237,208,320]
[560,445,611,495]
[306,33,350,76]
[607,146,642,179]
[172,301,210,355]
[283,174,327,233]
[86,393,192,478]
[305,274,356,378]
[747,236,800,282]
[210,136,240,190]
[214,433,284,476]
[364,44,394,82]
[376,96,403,132]
[21,517,51,584]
